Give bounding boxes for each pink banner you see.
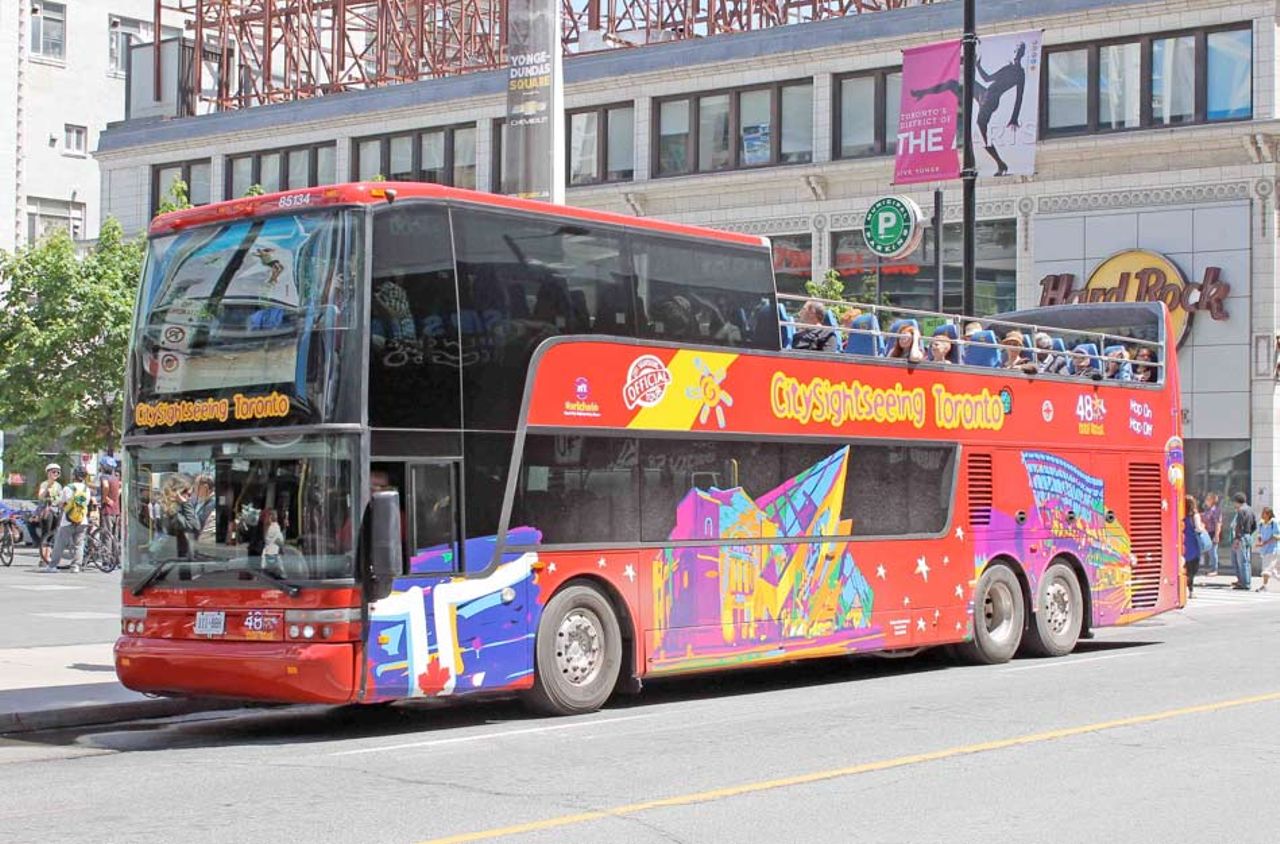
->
[894,39,962,185]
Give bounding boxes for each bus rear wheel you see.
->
[524,583,622,716]
[956,564,1024,665]
[1021,561,1084,658]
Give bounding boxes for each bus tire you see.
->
[1021,561,1084,658]
[956,564,1024,665]
[524,583,622,717]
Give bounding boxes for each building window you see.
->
[567,104,634,186]
[1184,439,1251,551]
[151,160,212,215]
[654,80,813,177]
[226,143,336,197]
[830,219,1016,316]
[26,197,84,243]
[770,234,813,296]
[1042,23,1252,137]
[350,125,477,187]
[63,124,87,155]
[834,69,902,159]
[31,1,66,60]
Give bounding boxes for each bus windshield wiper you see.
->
[132,560,180,596]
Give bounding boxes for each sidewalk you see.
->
[0,642,239,734]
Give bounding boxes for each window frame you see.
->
[832,67,901,160]
[1039,22,1253,139]
[349,124,478,186]
[565,102,635,187]
[503,429,960,551]
[651,78,815,178]
[225,142,337,197]
[150,158,212,216]
[31,0,66,61]
[63,124,87,156]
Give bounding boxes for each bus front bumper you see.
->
[115,637,359,704]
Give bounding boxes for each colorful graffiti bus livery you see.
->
[117,183,1183,716]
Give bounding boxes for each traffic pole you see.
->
[961,0,977,317]
[933,188,945,313]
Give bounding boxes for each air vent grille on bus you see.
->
[968,453,993,527]
[1128,463,1164,609]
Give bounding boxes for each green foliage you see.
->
[0,219,142,477]
[803,268,845,303]
[370,174,387,182]
[155,178,191,216]
[243,184,265,197]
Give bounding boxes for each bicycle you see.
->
[41,521,119,573]
[0,516,20,567]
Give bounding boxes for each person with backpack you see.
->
[41,467,92,573]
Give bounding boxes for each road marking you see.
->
[1002,652,1141,673]
[330,713,658,757]
[418,690,1280,844]
[7,585,83,592]
[31,611,119,620]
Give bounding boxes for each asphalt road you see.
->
[1,586,1278,844]
[0,547,121,647]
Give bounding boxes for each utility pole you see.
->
[961,0,977,316]
[933,189,944,312]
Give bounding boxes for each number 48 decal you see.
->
[1075,394,1106,423]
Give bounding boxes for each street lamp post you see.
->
[961,0,977,317]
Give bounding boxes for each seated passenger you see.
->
[1032,332,1068,374]
[887,322,925,363]
[929,334,954,364]
[1071,345,1102,380]
[1133,347,1158,382]
[963,321,983,342]
[790,300,839,352]
[1000,331,1038,373]
[1104,346,1134,381]
[838,308,864,329]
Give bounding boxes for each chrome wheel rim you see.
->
[984,581,1017,645]
[556,609,603,687]
[1044,578,1073,637]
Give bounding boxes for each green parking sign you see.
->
[863,196,922,260]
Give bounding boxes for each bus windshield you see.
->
[130,209,360,432]
[123,434,357,585]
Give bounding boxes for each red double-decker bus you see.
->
[116,183,1184,715]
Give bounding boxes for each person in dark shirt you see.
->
[790,300,838,352]
[1231,492,1258,590]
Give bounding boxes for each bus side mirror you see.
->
[370,490,403,592]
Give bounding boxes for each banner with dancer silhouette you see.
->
[895,40,962,185]
[896,30,1042,183]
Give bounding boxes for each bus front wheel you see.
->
[956,564,1025,664]
[1021,562,1084,658]
[524,583,622,716]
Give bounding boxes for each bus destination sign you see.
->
[133,391,292,429]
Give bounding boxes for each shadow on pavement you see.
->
[14,639,1165,753]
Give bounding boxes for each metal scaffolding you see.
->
[151,0,934,111]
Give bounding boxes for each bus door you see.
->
[364,459,462,700]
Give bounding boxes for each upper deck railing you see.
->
[774,294,1167,385]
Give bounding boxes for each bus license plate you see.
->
[194,611,226,636]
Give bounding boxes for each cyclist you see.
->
[99,456,121,542]
[41,467,92,573]
[34,463,62,553]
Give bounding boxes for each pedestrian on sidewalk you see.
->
[1230,492,1258,591]
[1256,506,1280,592]
[42,467,91,574]
[1201,492,1223,575]
[1183,495,1204,597]
[33,463,62,554]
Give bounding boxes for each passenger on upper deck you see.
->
[1072,347,1102,380]
[1032,332,1067,374]
[838,308,863,330]
[1000,331,1038,374]
[1105,346,1133,381]
[790,300,839,352]
[1133,347,1158,383]
[929,334,954,364]
[887,323,925,363]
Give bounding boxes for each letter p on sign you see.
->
[877,211,897,238]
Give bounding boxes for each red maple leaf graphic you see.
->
[416,657,452,696]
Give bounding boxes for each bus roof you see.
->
[147,182,771,249]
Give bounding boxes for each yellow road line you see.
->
[419,690,1280,844]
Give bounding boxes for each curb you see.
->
[0,697,245,735]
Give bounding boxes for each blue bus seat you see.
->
[824,307,844,352]
[844,313,883,356]
[778,303,795,349]
[964,329,1001,367]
